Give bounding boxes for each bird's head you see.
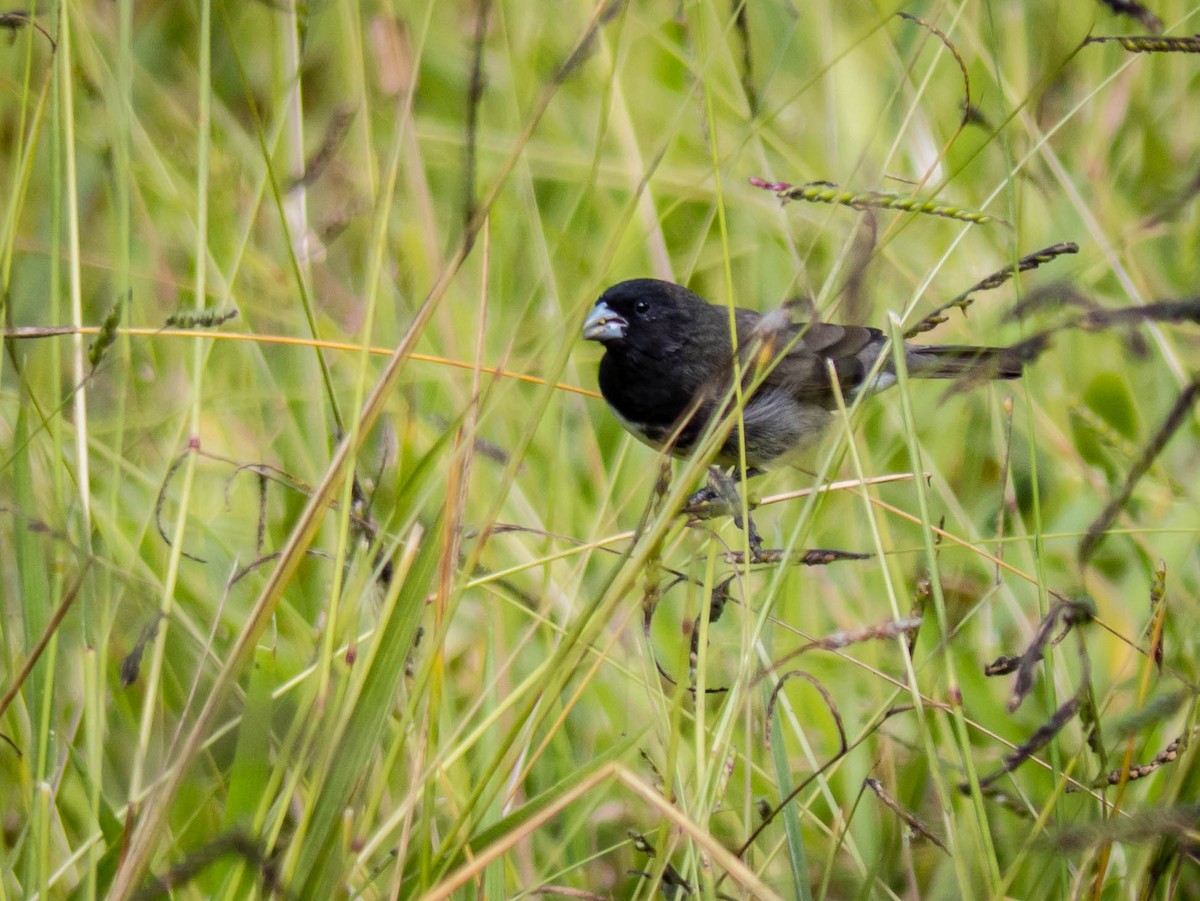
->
[582,279,713,352]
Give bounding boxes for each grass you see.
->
[1,0,1199,898]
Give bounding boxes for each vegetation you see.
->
[1,0,1197,897]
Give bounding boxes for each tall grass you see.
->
[1,1,1197,898]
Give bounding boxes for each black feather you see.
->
[582,278,1020,469]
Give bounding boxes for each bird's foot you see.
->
[682,467,762,520]
[683,469,870,566]
[684,467,764,557]
[683,469,743,520]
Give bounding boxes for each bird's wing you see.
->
[748,320,886,408]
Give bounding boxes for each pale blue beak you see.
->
[582,301,627,342]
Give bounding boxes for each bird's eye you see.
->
[634,299,649,314]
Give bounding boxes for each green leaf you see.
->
[222,648,277,831]
[1084,372,1139,442]
[293,515,443,896]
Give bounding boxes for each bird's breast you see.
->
[597,349,711,454]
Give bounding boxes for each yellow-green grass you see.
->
[1,1,1197,898]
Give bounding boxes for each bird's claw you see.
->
[681,484,734,520]
[683,481,744,522]
[683,467,764,557]
[683,468,759,518]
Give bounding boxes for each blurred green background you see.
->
[1,0,1198,897]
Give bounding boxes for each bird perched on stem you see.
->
[581,278,1021,542]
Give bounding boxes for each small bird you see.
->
[582,278,1021,473]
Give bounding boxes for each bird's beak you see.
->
[582,301,627,342]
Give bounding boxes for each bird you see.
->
[582,278,1022,475]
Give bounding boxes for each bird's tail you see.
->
[906,345,1023,380]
